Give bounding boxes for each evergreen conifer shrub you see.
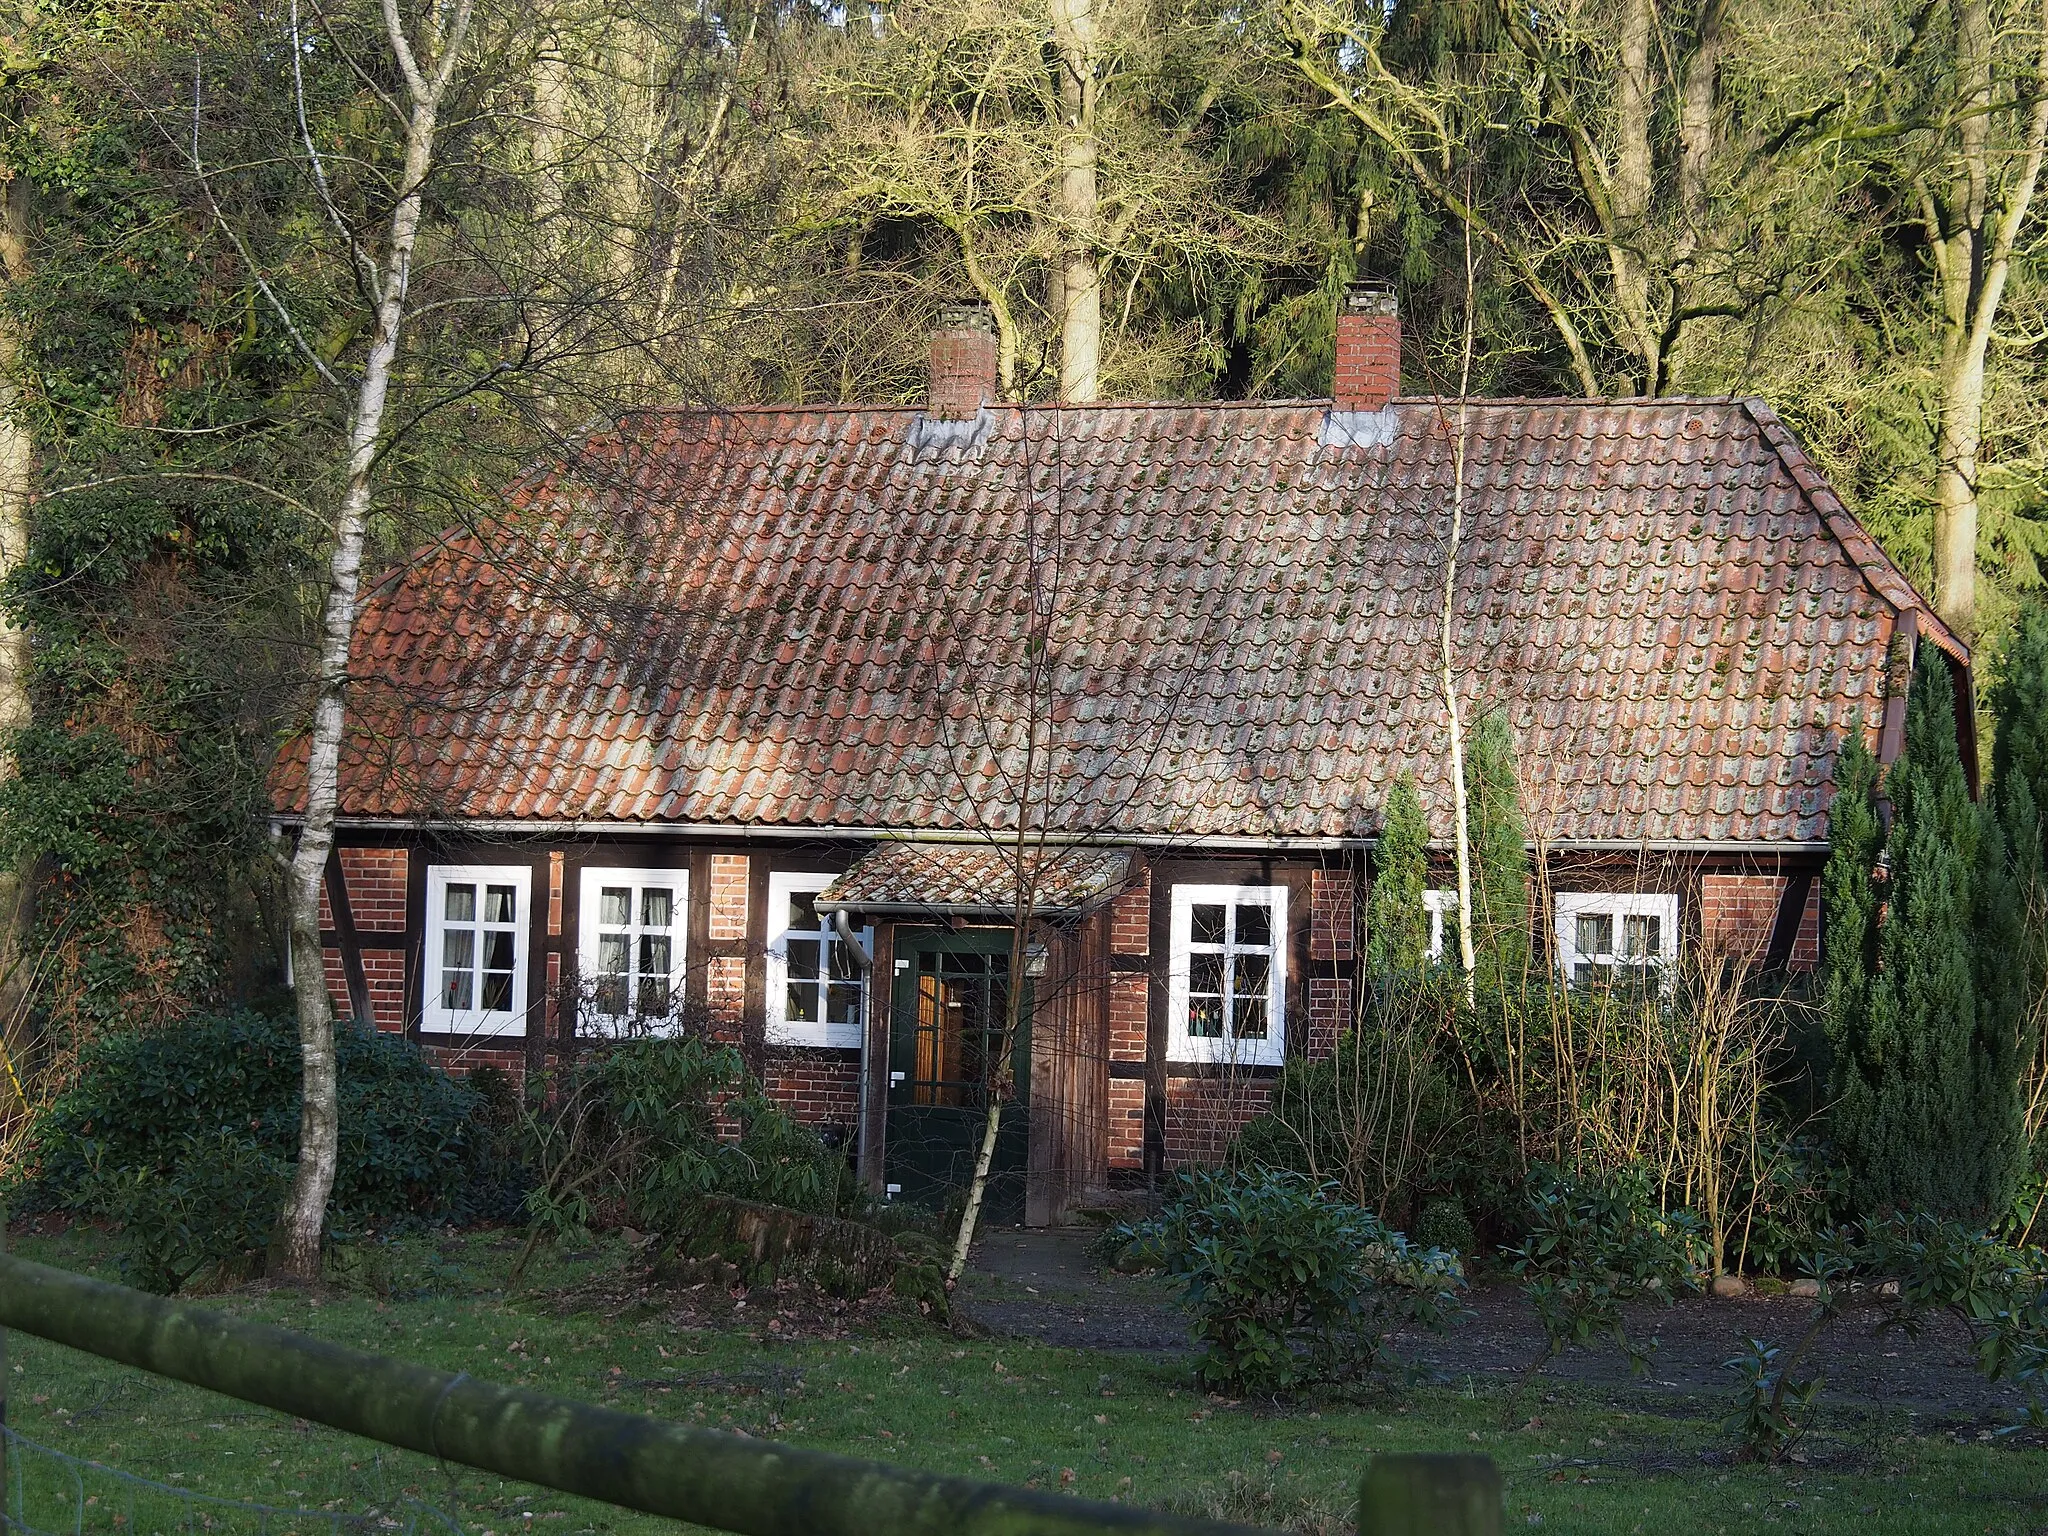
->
[1826,656,2027,1219]
[1467,708,1531,994]
[1367,774,1429,975]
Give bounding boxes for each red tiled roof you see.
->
[274,396,1962,845]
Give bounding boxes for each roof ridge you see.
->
[609,394,1760,419]
[1739,399,1970,666]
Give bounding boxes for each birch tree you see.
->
[0,146,34,1042]
[272,0,475,1280]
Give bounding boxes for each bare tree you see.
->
[1894,0,2048,635]
[274,0,476,1281]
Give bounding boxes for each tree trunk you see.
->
[1049,0,1099,403]
[1934,328,1988,636]
[947,1098,1002,1283]
[275,0,473,1283]
[0,175,36,1058]
[1608,0,1658,394]
[1932,0,1995,636]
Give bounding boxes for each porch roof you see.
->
[811,843,1133,919]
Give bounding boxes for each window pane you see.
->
[827,981,862,1025]
[1232,992,1269,1039]
[827,932,861,981]
[641,887,672,929]
[444,883,476,923]
[1187,996,1224,1038]
[1189,951,1224,998]
[639,934,671,977]
[1233,952,1271,1005]
[480,970,513,1012]
[1574,961,1613,987]
[637,975,671,1015]
[484,884,516,924]
[441,929,475,971]
[1575,913,1613,958]
[595,976,626,1016]
[599,887,631,926]
[1190,903,1226,944]
[1236,902,1272,948]
[785,935,819,982]
[787,888,820,931]
[1623,914,1661,958]
[786,981,818,1023]
[482,931,516,971]
[441,970,473,1011]
[597,933,629,976]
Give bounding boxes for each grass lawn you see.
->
[1,1224,2041,1536]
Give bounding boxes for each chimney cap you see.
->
[936,301,997,334]
[1343,279,1398,317]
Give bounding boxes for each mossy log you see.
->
[657,1198,940,1306]
[0,1251,1270,1536]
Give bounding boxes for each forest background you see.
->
[1,0,2047,1060]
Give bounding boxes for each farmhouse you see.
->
[273,287,1972,1226]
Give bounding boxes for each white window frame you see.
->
[1554,891,1680,990]
[1423,889,1457,961]
[1166,883,1288,1067]
[423,864,532,1036]
[577,867,689,1035]
[765,871,872,1049]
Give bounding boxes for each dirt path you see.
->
[958,1227,2034,1425]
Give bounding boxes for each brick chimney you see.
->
[1333,281,1400,412]
[929,303,998,420]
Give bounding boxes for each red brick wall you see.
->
[707,854,748,1026]
[1701,874,1819,971]
[1306,976,1349,1061]
[321,947,348,1016]
[337,848,408,932]
[763,1050,861,1129]
[1108,1078,1145,1169]
[1163,1076,1274,1168]
[1109,870,1150,955]
[1310,870,1354,962]
[1109,974,1148,1063]
[421,1043,527,1084]
[363,952,406,1033]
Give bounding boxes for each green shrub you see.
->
[1229,974,1467,1229]
[1734,1135,1851,1277]
[1413,1197,1475,1258]
[18,1010,487,1237]
[519,1036,856,1263]
[82,1127,290,1294]
[1509,1164,1708,1373]
[1121,1168,1464,1394]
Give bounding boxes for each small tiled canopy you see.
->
[810,843,1134,919]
